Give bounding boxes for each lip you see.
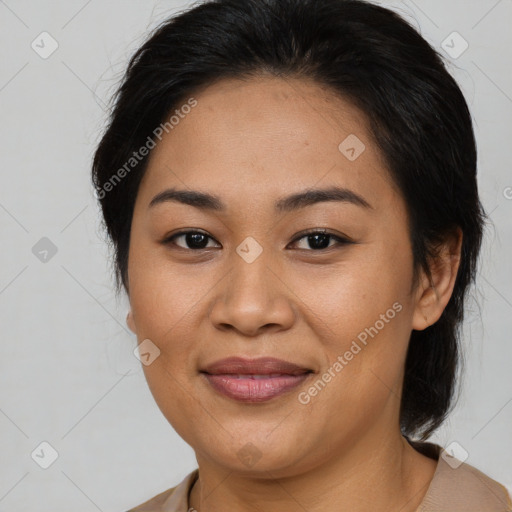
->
[200,357,313,403]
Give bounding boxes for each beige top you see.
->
[127,441,512,511]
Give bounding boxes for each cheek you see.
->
[297,305,409,447]
[292,251,412,410]
[127,240,209,339]
[127,244,206,406]
[292,246,412,346]
[140,360,210,451]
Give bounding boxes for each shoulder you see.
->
[126,486,177,512]
[414,441,512,512]
[126,469,199,512]
[437,461,510,510]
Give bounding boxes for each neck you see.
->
[188,430,437,512]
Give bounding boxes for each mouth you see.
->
[200,357,314,403]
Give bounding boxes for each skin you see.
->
[126,75,462,512]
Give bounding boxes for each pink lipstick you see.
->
[200,357,312,402]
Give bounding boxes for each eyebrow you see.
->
[148,186,373,212]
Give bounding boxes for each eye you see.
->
[163,230,221,250]
[162,229,352,252]
[289,229,352,251]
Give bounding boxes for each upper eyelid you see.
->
[166,229,352,248]
[166,230,221,247]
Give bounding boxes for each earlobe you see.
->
[412,228,463,331]
[126,310,137,334]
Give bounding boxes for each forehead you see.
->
[138,75,397,213]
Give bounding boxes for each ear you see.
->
[126,310,137,334]
[412,227,463,331]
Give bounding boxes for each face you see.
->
[126,75,429,476]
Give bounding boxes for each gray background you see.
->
[0,0,511,510]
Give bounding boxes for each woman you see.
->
[92,0,512,510]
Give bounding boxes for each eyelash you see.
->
[162,229,353,252]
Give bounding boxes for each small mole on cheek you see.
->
[304,140,310,146]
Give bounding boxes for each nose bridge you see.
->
[231,239,273,297]
[228,237,277,309]
[208,236,295,335]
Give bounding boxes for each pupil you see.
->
[187,233,208,249]
[309,234,330,250]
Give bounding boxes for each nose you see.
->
[208,247,296,337]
